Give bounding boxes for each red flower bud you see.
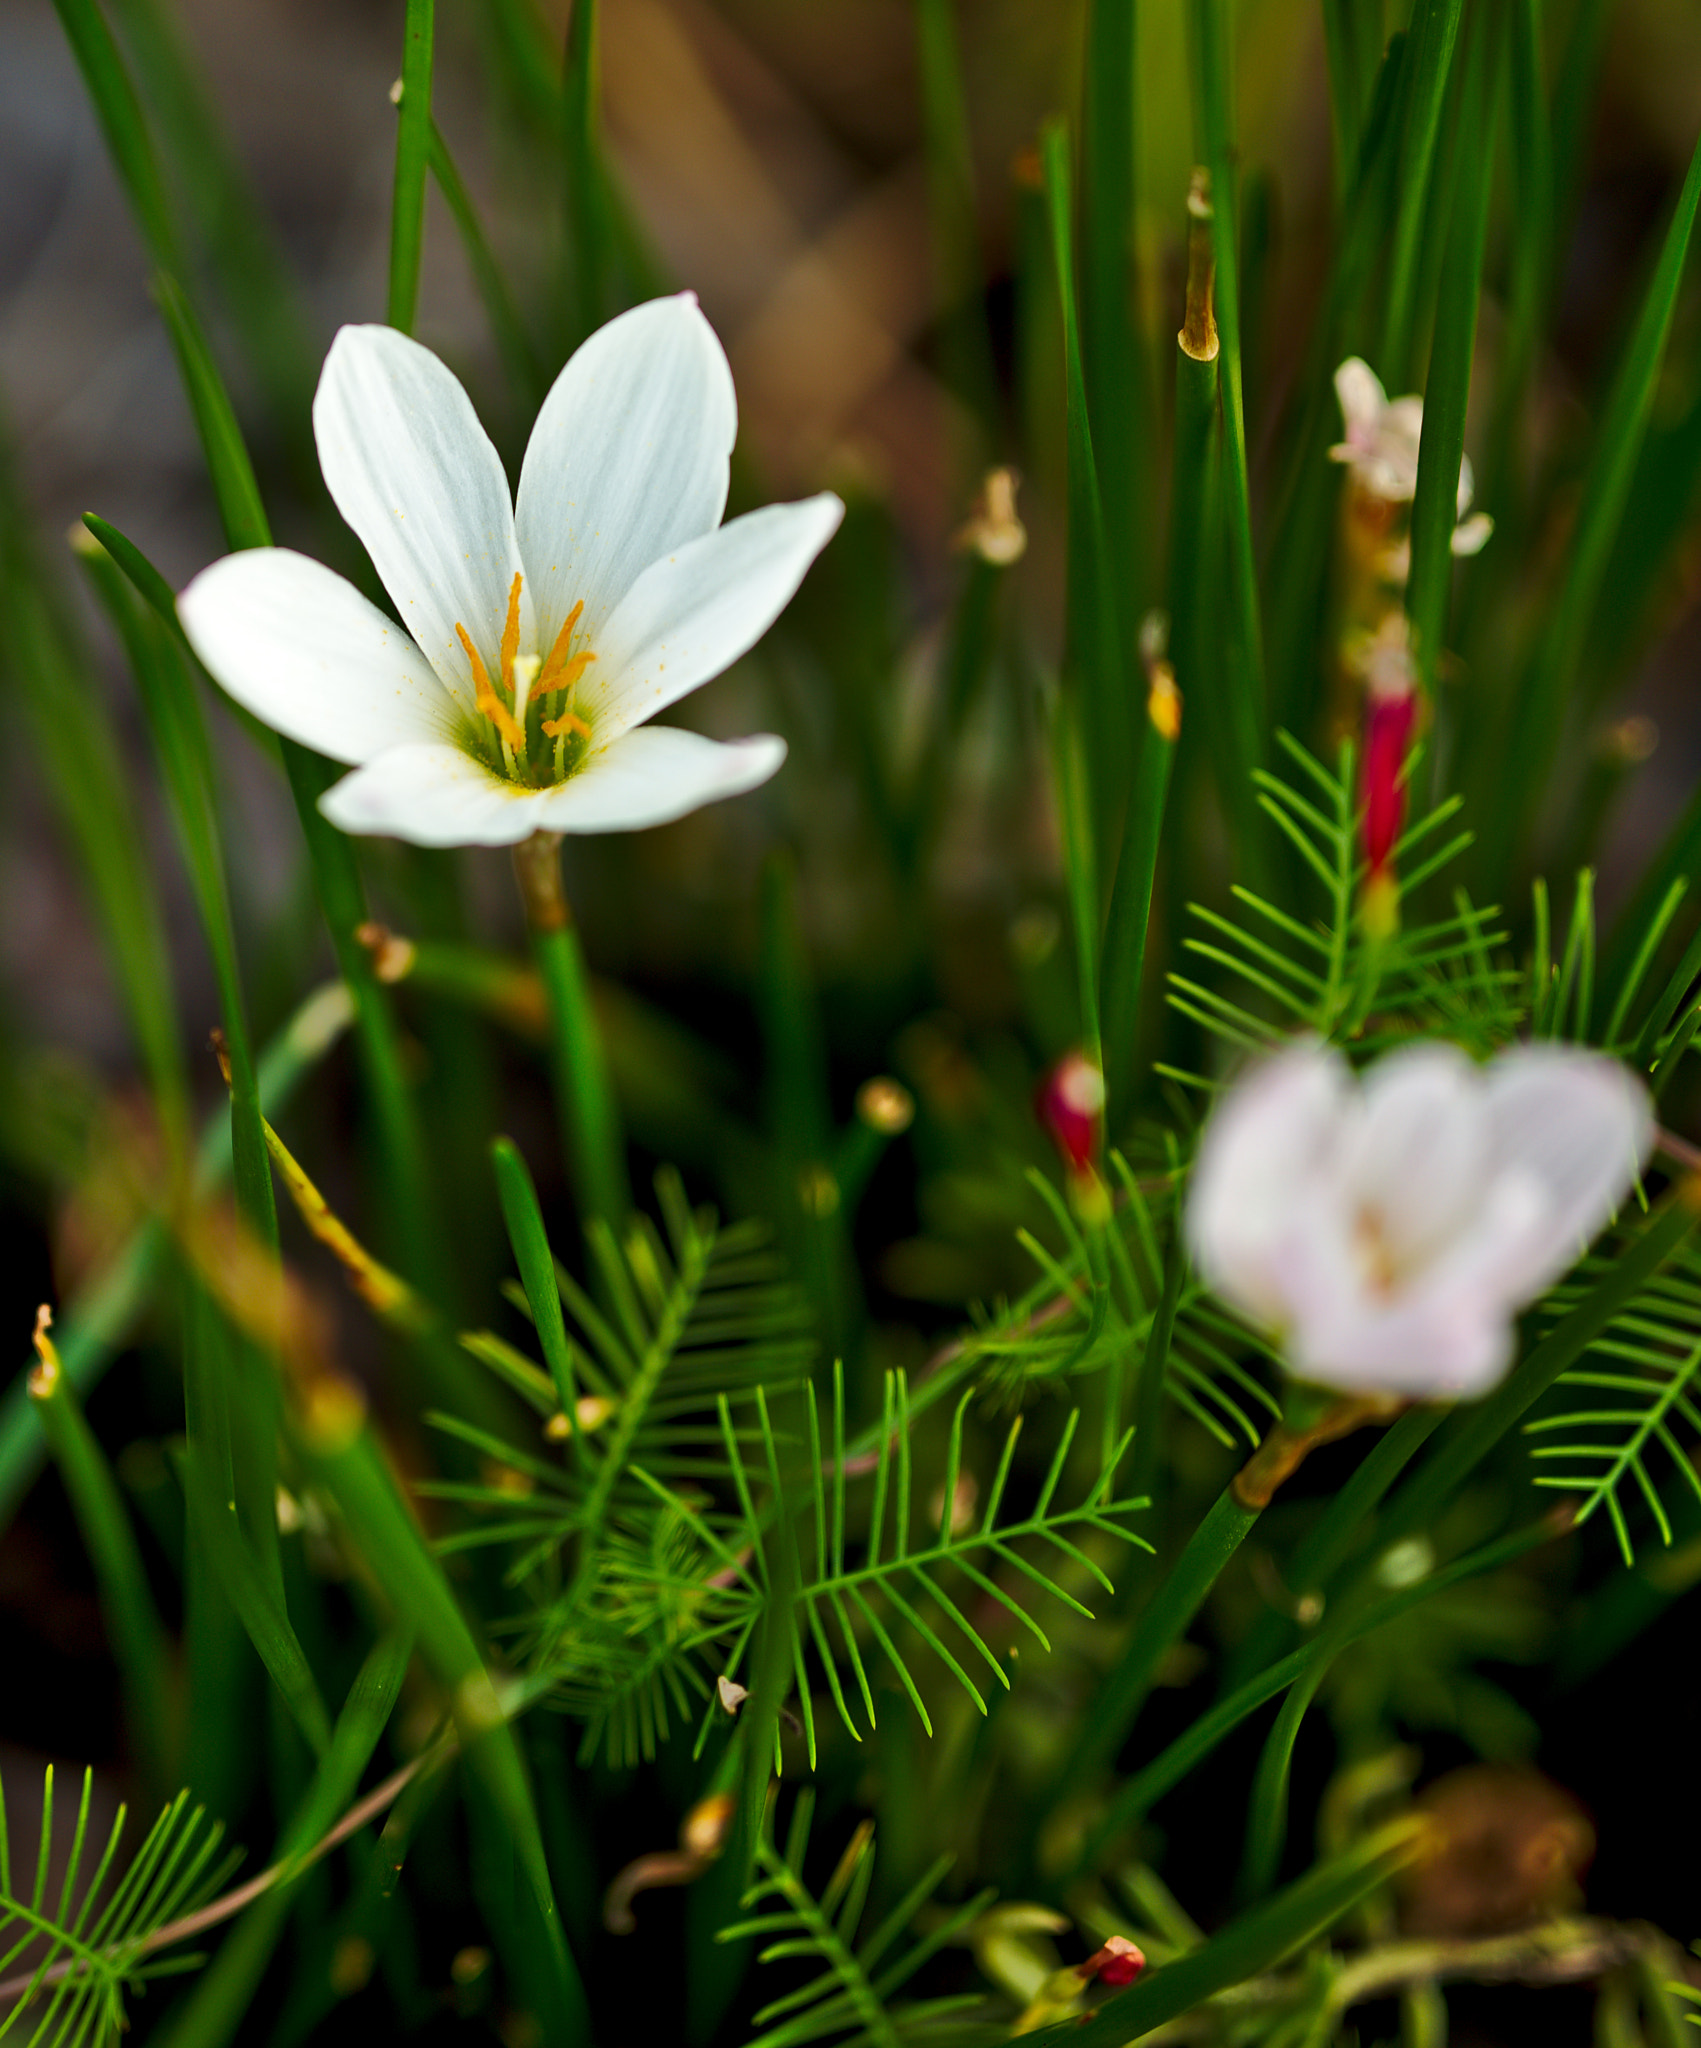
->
[1362,688,1416,876]
[1078,1936,1145,1987]
[1036,1052,1104,1173]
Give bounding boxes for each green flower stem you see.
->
[1056,1480,1262,1799]
[387,0,435,335]
[29,1325,176,1802]
[514,830,629,1240]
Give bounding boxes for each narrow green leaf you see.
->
[154,1629,415,2048]
[491,1136,581,1437]
[153,270,271,553]
[1485,122,1701,881]
[914,0,1000,436]
[50,0,182,270]
[562,0,608,342]
[1041,118,1127,859]
[1377,0,1465,384]
[1406,9,1497,694]
[1187,0,1266,749]
[388,0,436,335]
[1080,0,1149,608]
[296,1418,589,2034]
[428,117,545,405]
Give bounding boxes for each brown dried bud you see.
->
[1398,1766,1594,1938]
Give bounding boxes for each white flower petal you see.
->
[1335,357,1386,446]
[1289,1283,1512,1401]
[179,549,457,764]
[514,294,737,656]
[1186,1042,1352,1329]
[314,325,526,713]
[319,743,561,847]
[1481,1045,1654,1293]
[1338,1043,1490,1275]
[581,497,843,743]
[531,726,786,834]
[1451,511,1494,557]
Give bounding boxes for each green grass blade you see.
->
[388,0,436,335]
[153,269,271,554]
[915,0,1000,437]
[50,0,182,270]
[428,117,546,406]
[1405,9,1497,695]
[491,1136,582,1438]
[1377,0,1465,385]
[1484,124,1701,881]
[1187,0,1266,750]
[153,1629,415,2048]
[1080,0,1149,612]
[1041,118,1128,860]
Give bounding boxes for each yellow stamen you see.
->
[499,572,522,698]
[542,707,591,740]
[536,600,598,702]
[540,650,597,697]
[536,599,584,690]
[456,621,525,754]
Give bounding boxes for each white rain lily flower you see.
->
[1186,1039,1653,1401]
[179,295,843,847]
[1330,356,1493,558]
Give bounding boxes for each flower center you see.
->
[454,573,596,787]
[1352,1205,1400,1295]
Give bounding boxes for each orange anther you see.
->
[537,599,588,695]
[541,650,596,697]
[542,708,591,740]
[456,622,526,754]
[499,572,523,698]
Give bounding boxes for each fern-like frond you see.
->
[1171,733,1521,1061]
[664,1368,1151,1758]
[0,1765,235,2046]
[1525,1242,1701,1562]
[426,1169,814,1571]
[720,1792,992,2048]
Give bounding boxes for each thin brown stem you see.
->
[0,1741,453,2012]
